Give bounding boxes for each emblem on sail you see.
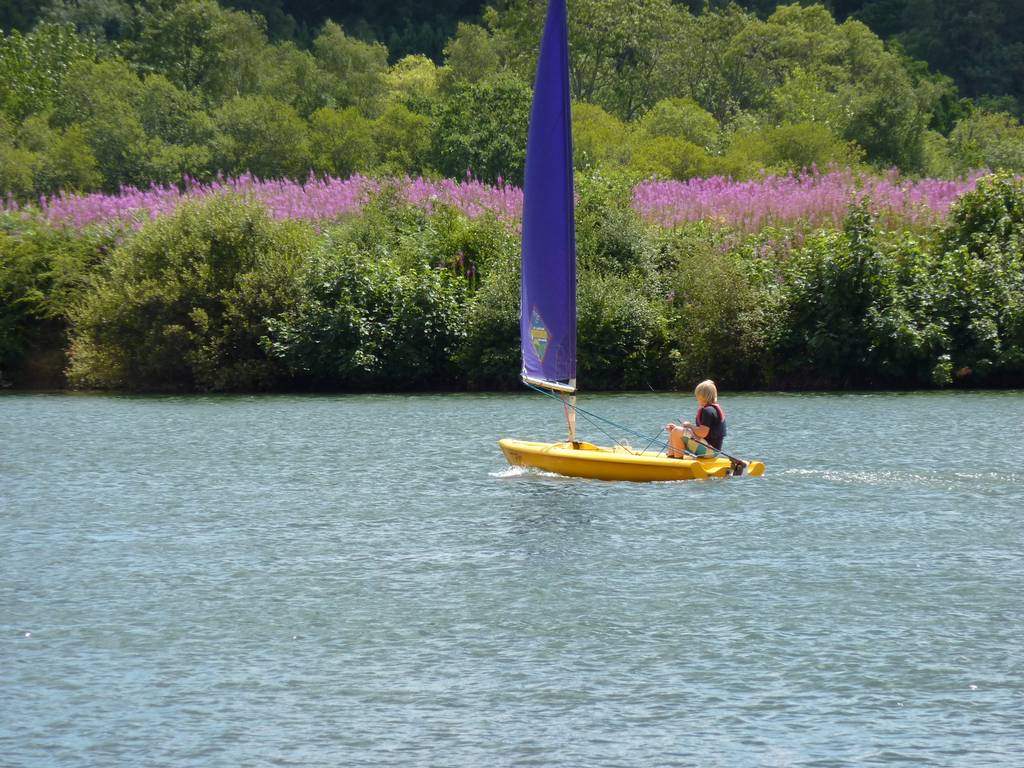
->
[530,306,550,361]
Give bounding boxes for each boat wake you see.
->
[782,467,1023,487]
[491,465,565,480]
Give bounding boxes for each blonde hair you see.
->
[694,379,718,404]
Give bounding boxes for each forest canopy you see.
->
[1,0,1022,199]
[2,1,1021,115]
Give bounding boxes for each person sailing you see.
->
[666,379,727,458]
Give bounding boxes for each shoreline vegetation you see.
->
[2,0,1023,393]
[2,170,1022,393]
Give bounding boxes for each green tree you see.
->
[18,117,102,194]
[650,4,931,170]
[731,6,927,170]
[259,41,335,118]
[137,74,214,148]
[131,0,269,103]
[572,102,631,170]
[41,0,134,41]
[218,0,297,41]
[0,140,36,197]
[212,95,311,179]
[656,4,754,123]
[372,103,431,175]
[83,103,150,188]
[439,22,499,90]
[637,97,720,149]
[893,46,969,135]
[949,111,1024,173]
[0,0,42,32]
[52,57,142,126]
[920,130,956,177]
[431,72,531,184]
[54,63,215,187]
[382,54,440,113]
[312,20,388,117]
[0,23,98,120]
[308,106,377,178]
[842,54,927,170]
[718,7,816,115]
[490,0,680,120]
[767,68,847,132]
[138,138,212,186]
[890,0,1024,117]
[51,58,150,188]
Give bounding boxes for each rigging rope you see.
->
[523,381,700,458]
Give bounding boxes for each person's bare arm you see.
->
[680,419,709,439]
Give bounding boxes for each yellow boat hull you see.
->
[499,439,764,482]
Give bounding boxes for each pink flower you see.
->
[1,169,986,235]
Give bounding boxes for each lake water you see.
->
[2,391,1022,767]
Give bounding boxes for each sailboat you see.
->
[498,0,764,482]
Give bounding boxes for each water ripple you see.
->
[2,392,1023,767]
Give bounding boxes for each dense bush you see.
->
[67,195,314,391]
[630,136,715,181]
[931,173,1024,383]
[458,249,520,390]
[329,185,519,280]
[0,215,112,386]
[574,171,658,275]
[780,206,894,385]
[459,263,675,392]
[264,236,468,390]
[661,225,784,389]
[263,191,521,390]
[571,103,631,171]
[577,269,673,390]
[774,179,1024,387]
[725,121,864,175]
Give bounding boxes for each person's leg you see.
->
[668,428,708,458]
[667,427,686,457]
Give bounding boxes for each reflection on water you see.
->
[2,391,1023,767]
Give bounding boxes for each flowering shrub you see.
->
[3,169,986,235]
[633,169,986,232]
[8,173,524,230]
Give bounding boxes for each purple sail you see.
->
[520,0,576,390]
